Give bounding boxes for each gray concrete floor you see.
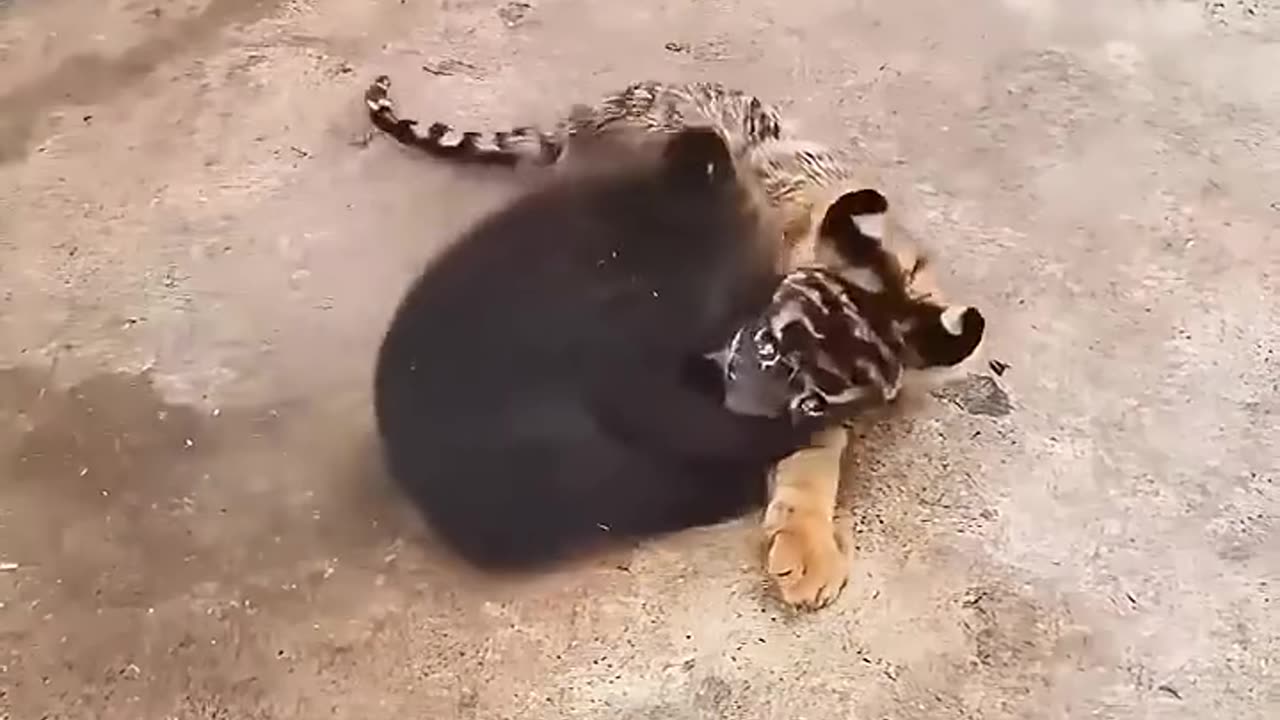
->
[1,0,1277,717]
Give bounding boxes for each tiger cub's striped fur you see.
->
[363,75,784,168]
[363,75,940,302]
[721,262,984,610]
[715,266,986,424]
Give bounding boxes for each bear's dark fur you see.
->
[374,129,815,570]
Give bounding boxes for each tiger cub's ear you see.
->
[660,128,736,188]
[816,188,891,266]
[905,304,986,369]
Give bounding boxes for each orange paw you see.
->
[764,499,848,610]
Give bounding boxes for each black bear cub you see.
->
[374,128,814,570]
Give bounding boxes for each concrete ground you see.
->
[1,0,1276,717]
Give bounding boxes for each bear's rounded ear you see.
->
[661,128,736,187]
[817,188,890,263]
[907,304,986,368]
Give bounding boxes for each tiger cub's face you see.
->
[715,188,987,424]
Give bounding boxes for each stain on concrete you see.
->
[692,674,736,715]
[933,373,1013,417]
[0,366,407,718]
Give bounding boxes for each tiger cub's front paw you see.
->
[764,499,848,610]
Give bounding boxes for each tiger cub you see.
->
[362,75,942,302]
[709,265,985,607]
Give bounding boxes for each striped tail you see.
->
[364,75,563,167]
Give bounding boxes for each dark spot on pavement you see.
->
[933,373,1013,417]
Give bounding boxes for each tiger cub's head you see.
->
[715,185,987,424]
[713,266,985,424]
[811,186,988,388]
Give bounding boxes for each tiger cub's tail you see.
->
[364,75,564,167]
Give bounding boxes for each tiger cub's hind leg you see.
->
[763,427,850,610]
[364,75,564,167]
